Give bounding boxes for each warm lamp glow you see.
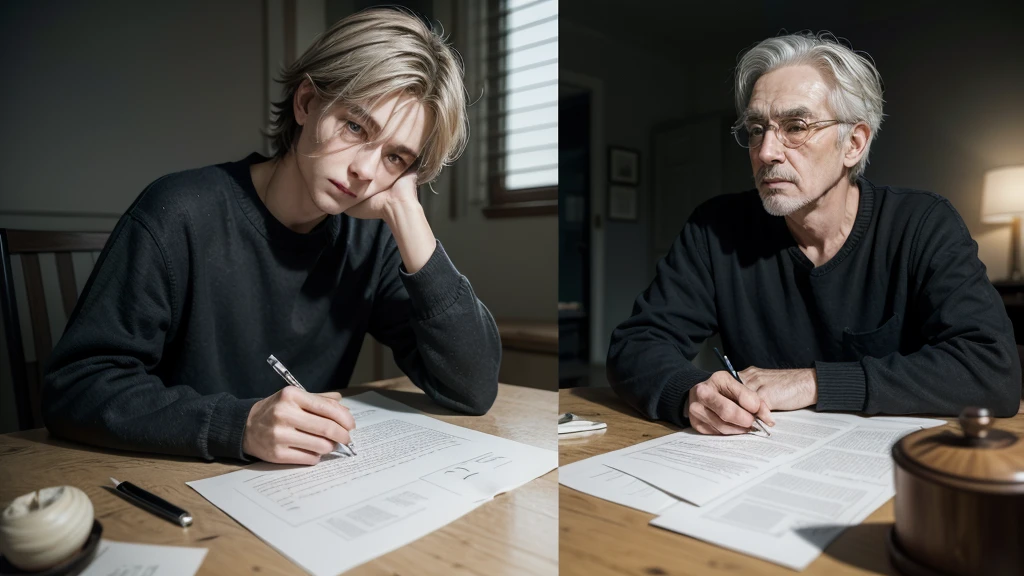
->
[981,166,1024,224]
[983,165,1024,281]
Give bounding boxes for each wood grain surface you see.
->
[496,320,559,355]
[558,386,1024,576]
[0,379,557,576]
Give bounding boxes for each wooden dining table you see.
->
[0,379,557,576]
[558,386,1024,576]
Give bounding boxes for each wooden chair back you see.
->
[0,229,109,430]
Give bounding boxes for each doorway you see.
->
[558,89,591,387]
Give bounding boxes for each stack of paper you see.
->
[189,392,557,576]
[559,410,945,570]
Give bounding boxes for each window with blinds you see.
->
[483,0,558,217]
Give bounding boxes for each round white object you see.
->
[0,486,94,571]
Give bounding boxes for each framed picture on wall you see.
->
[608,185,638,221]
[609,147,640,184]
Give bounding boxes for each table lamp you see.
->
[982,166,1024,281]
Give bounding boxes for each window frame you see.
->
[481,0,558,218]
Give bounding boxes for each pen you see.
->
[109,478,192,527]
[266,354,357,456]
[712,347,771,437]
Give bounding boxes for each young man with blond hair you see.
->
[43,8,500,465]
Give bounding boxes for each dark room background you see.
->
[558,0,1024,385]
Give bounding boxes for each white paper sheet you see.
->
[649,415,946,570]
[187,392,556,576]
[559,448,680,515]
[79,540,207,576]
[604,411,944,506]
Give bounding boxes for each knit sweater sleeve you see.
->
[367,237,500,415]
[41,213,258,460]
[607,209,716,426]
[815,199,1021,416]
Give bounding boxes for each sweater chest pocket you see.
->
[841,313,901,360]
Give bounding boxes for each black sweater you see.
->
[42,153,501,461]
[607,179,1021,426]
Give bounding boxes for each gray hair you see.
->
[734,32,885,183]
[267,7,468,185]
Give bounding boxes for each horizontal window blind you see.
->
[485,0,558,206]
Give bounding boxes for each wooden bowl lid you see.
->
[891,407,1024,494]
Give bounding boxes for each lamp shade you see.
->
[981,166,1024,224]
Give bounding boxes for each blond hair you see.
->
[734,32,885,183]
[266,7,468,184]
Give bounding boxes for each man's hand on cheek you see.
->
[345,170,419,221]
[346,170,436,273]
[737,366,818,411]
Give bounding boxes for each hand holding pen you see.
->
[712,348,772,437]
[266,355,358,457]
[683,348,775,436]
[239,355,357,465]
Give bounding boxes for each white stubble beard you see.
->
[759,188,815,217]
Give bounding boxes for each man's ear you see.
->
[293,78,318,127]
[843,122,871,169]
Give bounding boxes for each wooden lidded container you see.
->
[889,407,1024,575]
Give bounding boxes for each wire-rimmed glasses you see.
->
[732,117,847,149]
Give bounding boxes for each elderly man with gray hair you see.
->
[607,32,1021,435]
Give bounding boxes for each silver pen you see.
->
[712,347,771,437]
[266,354,357,456]
[724,354,771,437]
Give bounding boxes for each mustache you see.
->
[756,166,799,186]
